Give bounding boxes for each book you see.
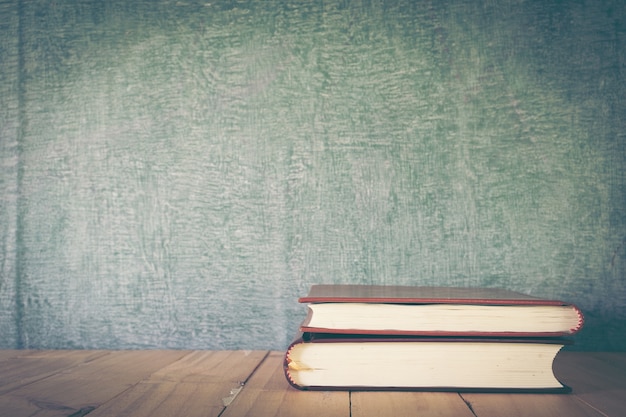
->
[284,333,571,392]
[299,285,584,337]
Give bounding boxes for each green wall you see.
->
[0,0,625,350]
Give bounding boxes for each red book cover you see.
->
[300,284,574,305]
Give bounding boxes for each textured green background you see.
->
[0,0,625,350]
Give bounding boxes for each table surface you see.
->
[0,350,624,417]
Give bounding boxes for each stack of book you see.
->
[284,284,584,392]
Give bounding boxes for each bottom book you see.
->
[284,334,571,392]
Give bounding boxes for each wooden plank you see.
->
[221,351,349,417]
[352,392,476,417]
[554,352,626,417]
[87,350,269,417]
[0,350,110,395]
[584,352,626,372]
[461,392,606,417]
[0,351,623,417]
[0,350,27,362]
[0,350,189,417]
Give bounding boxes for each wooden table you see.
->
[0,350,623,416]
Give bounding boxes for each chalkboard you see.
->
[0,0,624,350]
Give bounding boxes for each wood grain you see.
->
[352,392,476,417]
[0,350,109,396]
[553,352,626,417]
[0,351,624,417]
[87,350,269,417]
[221,352,349,417]
[460,393,606,417]
[0,350,188,417]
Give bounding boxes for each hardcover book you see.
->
[284,333,571,392]
[299,285,584,337]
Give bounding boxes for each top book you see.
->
[299,284,584,337]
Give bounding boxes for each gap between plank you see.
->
[217,350,272,417]
[458,393,478,417]
[572,395,610,417]
[349,391,352,417]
